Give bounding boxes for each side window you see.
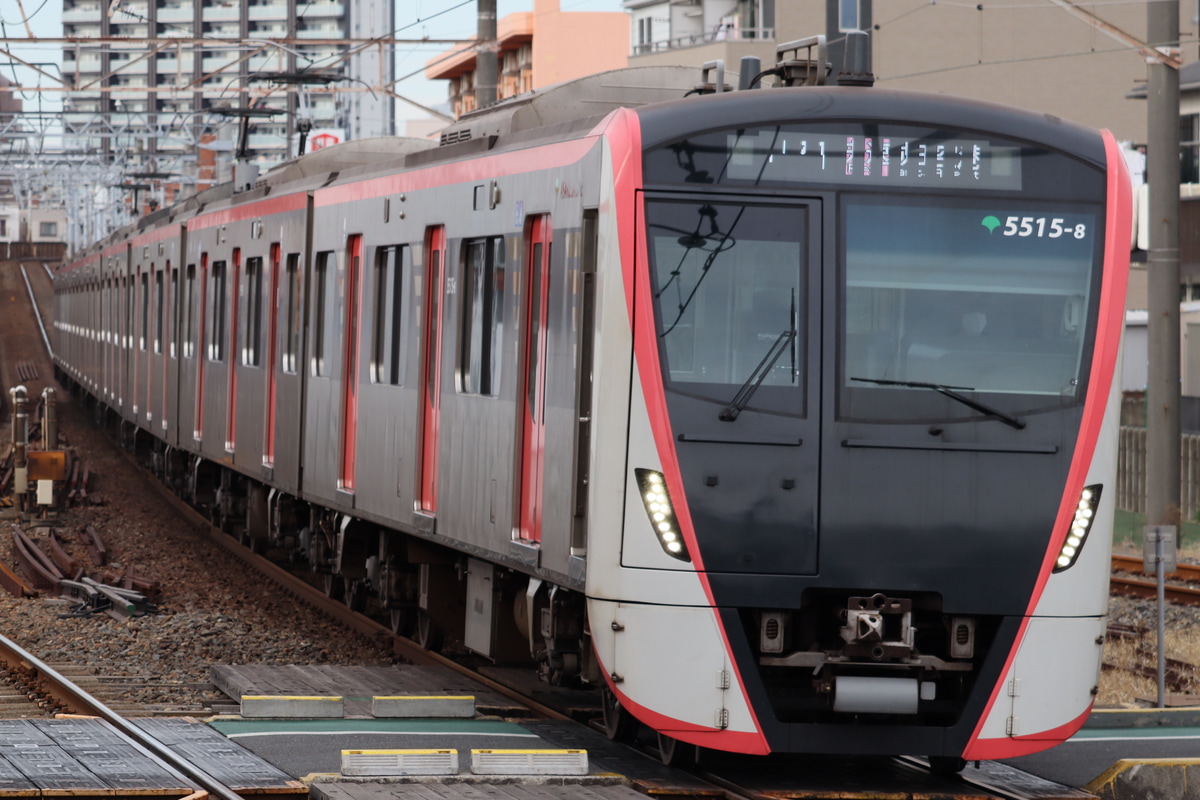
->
[169,266,178,358]
[154,269,164,354]
[210,260,227,362]
[313,251,332,376]
[244,256,263,366]
[139,271,149,351]
[372,244,406,385]
[183,264,195,358]
[459,236,506,396]
[283,253,300,374]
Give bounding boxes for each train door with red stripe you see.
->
[340,234,364,491]
[517,215,552,544]
[264,244,281,466]
[419,226,446,512]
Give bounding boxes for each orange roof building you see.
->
[426,0,629,119]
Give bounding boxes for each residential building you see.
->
[426,0,628,119]
[623,0,1199,145]
[60,0,394,172]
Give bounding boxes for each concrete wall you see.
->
[532,0,629,89]
[628,1,1199,142]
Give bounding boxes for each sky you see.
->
[1,0,624,125]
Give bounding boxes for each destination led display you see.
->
[725,128,1023,191]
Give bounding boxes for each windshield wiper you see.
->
[849,377,1026,430]
[720,330,797,421]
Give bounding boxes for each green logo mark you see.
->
[980,215,1001,233]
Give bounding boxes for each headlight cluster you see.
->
[635,468,690,562]
[1053,484,1102,572]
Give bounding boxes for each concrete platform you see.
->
[212,664,523,718]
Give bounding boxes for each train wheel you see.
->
[322,574,344,602]
[413,609,443,651]
[928,756,966,775]
[657,732,696,768]
[601,685,638,742]
[388,608,413,635]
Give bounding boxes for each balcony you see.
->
[63,7,102,23]
[157,6,194,24]
[202,4,240,22]
[248,4,289,21]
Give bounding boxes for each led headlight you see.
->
[1053,484,1102,572]
[635,468,690,562]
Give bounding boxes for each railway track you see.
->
[0,630,243,800]
[1110,554,1200,605]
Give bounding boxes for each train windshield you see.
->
[840,196,1102,422]
[645,198,807,416]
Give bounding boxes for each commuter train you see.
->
[53,50,1131,770]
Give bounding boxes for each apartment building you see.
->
[60,0,394,170]
[425,0,628,119]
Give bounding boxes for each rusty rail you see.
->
[79,524,108,566]
[0,560,36,598]
[11,526,63,591]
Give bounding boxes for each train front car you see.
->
[590,88,1130,765]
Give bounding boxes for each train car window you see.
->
[283,253,300,374]
[244,256,263,367]
[644,199,806,415]
[154,270,164,354]
[210,260,227,362]
[140,271,149,351]
[170,267,179,358]
[183,264,195,359]
[371,244,406,385]
[459,236,505,396]
[313,251,332,377]
[839,196,1102,422]
[125,276,132,349]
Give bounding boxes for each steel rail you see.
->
[18,264,53,360]
[1109,574,1200,605]
[1112,553,1200,582]
[0,631,243,800]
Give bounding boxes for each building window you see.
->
[40,221,58,237]
[1182,113,1199,184]
[460,236,505,396]
[838,0,859,31]
[636,16,653,53]
[0,219,7,237]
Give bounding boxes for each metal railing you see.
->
[632,27,775,55]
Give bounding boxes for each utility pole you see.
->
[476,0,498,109]
[1146,0,1181,527]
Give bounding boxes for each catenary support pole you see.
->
[1146,1,1181,528]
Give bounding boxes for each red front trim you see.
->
[966,130,1132,752]
[964,702,1094,761]
[602,108,770,754]
[604,674,770,755]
